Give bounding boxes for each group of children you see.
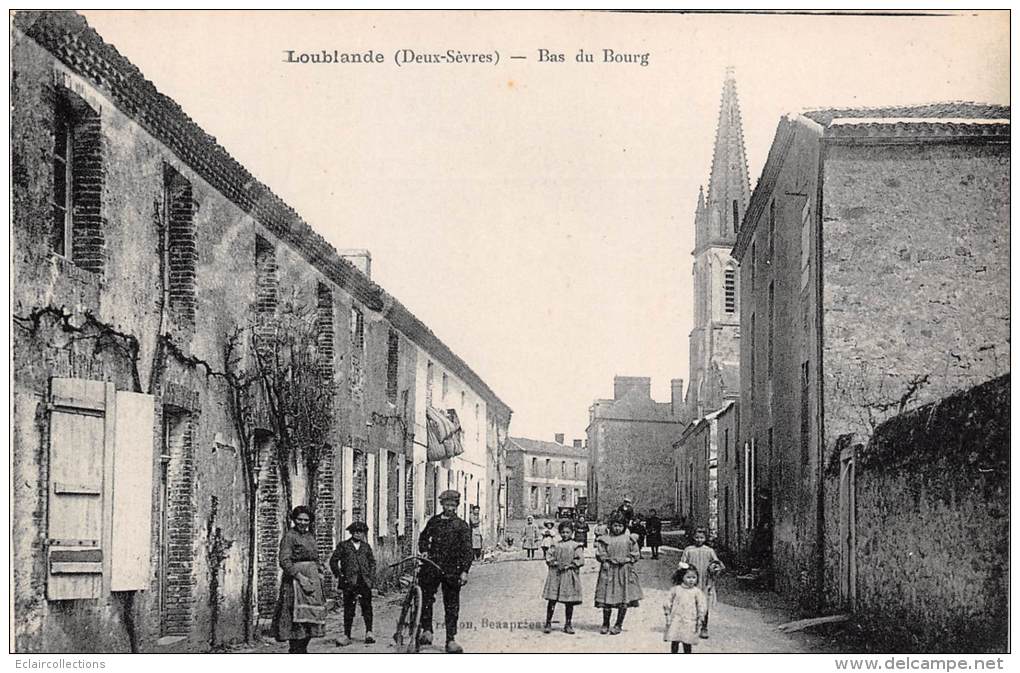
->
[539,517,724,653]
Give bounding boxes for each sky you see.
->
[79,10,1009,443]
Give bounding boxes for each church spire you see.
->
[704,67,751,243]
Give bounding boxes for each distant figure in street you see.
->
[680,527,725,639]
[663,563,706,654]
[593,518,610,542]
[329,521,376,647]
[418,490,474,653]
[572,513,590,549]
[645,509,663,560]
[271,506,326,653]
[521,516,541,559]
[542,521,584,634]
[594,514,643,635]
[616,496,635,529]
[470,506,483,560]
[631,516,646,555]
[541,521,556,559]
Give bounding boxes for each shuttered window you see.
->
[46,378,155,600]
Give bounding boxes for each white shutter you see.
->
[110,391,155,591]
[366,453,376,540]
[47,378,111,600]
[377,448,388,538]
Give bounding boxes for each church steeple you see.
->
[700,67,751,248]
[686,68,746,418]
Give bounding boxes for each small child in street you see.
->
[594,515,643,635]
[521,516,541,559]
[541,521,556,559]
[680,527,725,639]
[663,563,706,653]
[542,521,584,634]
[328,521,376,647]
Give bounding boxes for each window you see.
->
[475,404,480,441]
[724,268,736,313]
[530,487,538,510]
[573,488,580,505]
[545,459,551,477]
[769,199,776,260]
[460,390,465,409]
[724,428,729,464]
[573,462,579,479]
[750,242,756,291]
[386,329,399,405]
[350,307,365,351]
[51,96,73,258]
[732,199,740,233]
[768,281,775,378]
[561,461,566,478]
[50,90,103,273]
[801,361,811,466]
[560,488,567,503]
[426,361,434,406]
[442,373,449,401]
[544,487,552,514]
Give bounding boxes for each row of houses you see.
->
[673,71,1009,650]
[11,11,511,653]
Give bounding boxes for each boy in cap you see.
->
[329,521,376,646]
[418,489,474,653]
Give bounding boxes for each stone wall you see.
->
[835,375,1008,652]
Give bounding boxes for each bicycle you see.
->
[389,553,445,653]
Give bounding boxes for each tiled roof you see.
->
[802,102,1010,139]
[507,437,588,458]
[15,10,511,416]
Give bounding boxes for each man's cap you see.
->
[439,489,461,502]
[347,521,369,533]
[623,496,633,503]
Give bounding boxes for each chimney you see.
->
[614,376,652,400]
[554,433,565,444]
[572,439,582,448]
[671,378,685,418]
[339,249,372,279]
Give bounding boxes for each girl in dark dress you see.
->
[271,506,326,653]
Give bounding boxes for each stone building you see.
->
[731,103,1009,609]
[505,435,588,519]
[675,69,747,549]
[586,376,686,519]
[11,11,510,653]
[673,401,738,541]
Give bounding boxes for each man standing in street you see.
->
[419,490,474,653]
[616,496,635,529]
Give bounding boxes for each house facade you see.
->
[11,11,510,653]
[732,103,1010,608]
[505,435,588,519]
[586,376,686,519]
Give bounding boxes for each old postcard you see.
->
[9,8,1010,664]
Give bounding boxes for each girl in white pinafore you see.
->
[663,563,706,653]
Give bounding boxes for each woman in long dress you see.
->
[271,505,326,653]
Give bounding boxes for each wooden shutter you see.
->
[47,378,112,600]
[110,391,155,591]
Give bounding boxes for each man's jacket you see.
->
[329,539,376,589]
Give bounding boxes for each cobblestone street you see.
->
[243,547,831,654]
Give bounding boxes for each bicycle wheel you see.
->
[393,585,422,653]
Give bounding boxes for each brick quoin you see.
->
[165,166,197,327]
[316,283,335,380]
[352,448,367,523]
[402,458,414,555]
[163,411,195,637]
[315,446,336,596]
[256,453,281,617]
[70,109,105,275]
